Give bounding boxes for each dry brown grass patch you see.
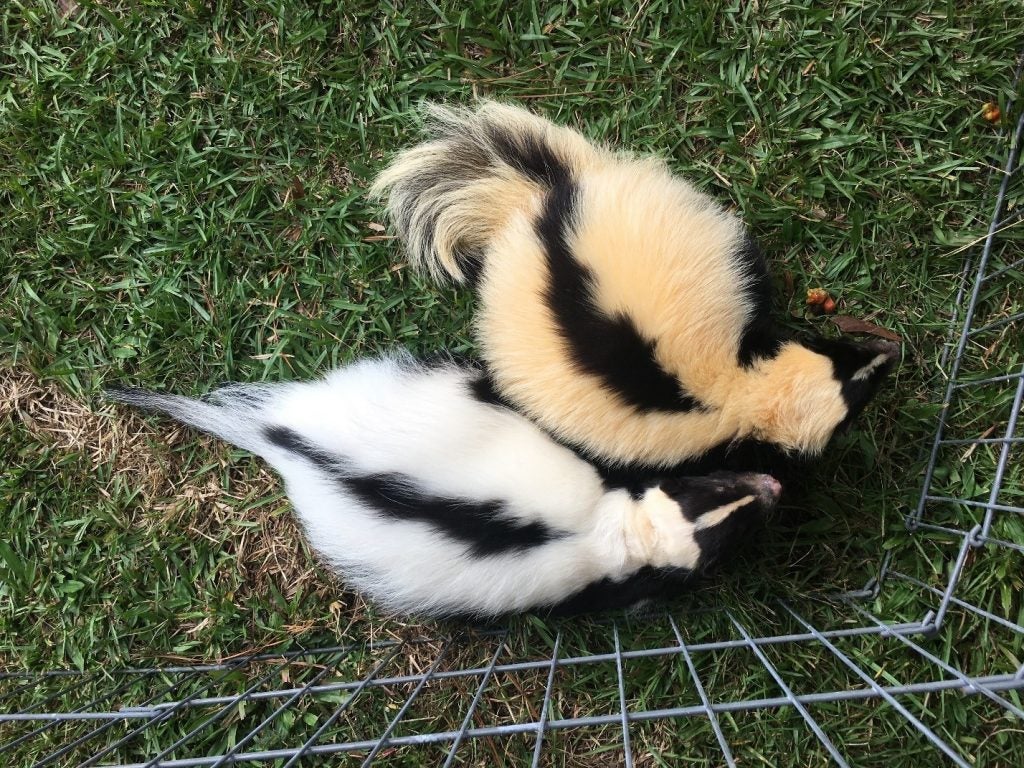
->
[1,366,169,504]
[0,367,334,613]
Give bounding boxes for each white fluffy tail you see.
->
[369,100,601,284]
[105,383,277,456]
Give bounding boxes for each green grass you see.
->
[2,0,1023,765]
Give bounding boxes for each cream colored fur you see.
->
[369,102,601,283]
[374,100,854,465]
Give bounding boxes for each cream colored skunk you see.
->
[372,101,899,480]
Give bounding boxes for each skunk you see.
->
[107,354,780,618]
[371,102,900,482]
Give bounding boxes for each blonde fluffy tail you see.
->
[369,100,601,284]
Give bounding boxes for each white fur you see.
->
[110,354,756,617]
[851,353,891,383]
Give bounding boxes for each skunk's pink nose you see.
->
[754,474,782,503]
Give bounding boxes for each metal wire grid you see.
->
[2,598,1023,767]
[4,86,1024,768]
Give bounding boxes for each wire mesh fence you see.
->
[3,72,1023,768]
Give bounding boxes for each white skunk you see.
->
[108,354,780,618]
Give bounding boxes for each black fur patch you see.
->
[486,124,571,187]
[692,504,763,576]
[538,181,705,413]
[659,474,756,524]
[263,426,565,557]
[733,236,783,366]
[800,336,898,430]
[343,472,565,556]
[468,369,516,409]
[264,425,338,471]
[578,437,797,492]
[546,566,696,615]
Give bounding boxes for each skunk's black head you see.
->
[799,335,901,436]
[751,336,901,456]
[659,471,781,572]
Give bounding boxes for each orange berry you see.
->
[981,102,1001,123]
[806,288,829,306]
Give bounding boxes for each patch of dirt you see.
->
[325,157,354,191]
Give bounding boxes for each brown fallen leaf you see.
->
[831,315,902,342]
[282,176,305,206]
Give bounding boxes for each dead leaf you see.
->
[366,222,386,233]
[831,315,902,342]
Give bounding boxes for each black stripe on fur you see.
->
[264,426,566,556]
[538,182,706,413]
[546,566,695,615]
[264,425,339,472]
[582,437,797,492]
[343,472,565,556]
[485,124,571,187]
[733,236,783,366]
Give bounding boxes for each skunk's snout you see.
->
[866,339,902,365]
[740,473,782,506]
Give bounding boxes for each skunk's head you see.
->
[749,337,901,456]
[658,471,781,572]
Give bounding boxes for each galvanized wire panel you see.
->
[2,608,1020,765]
[4,62,1024,768]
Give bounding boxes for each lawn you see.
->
[1,1,1022,765]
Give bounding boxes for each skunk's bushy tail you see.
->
[370,100,602,284]
[105,383,277,456]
